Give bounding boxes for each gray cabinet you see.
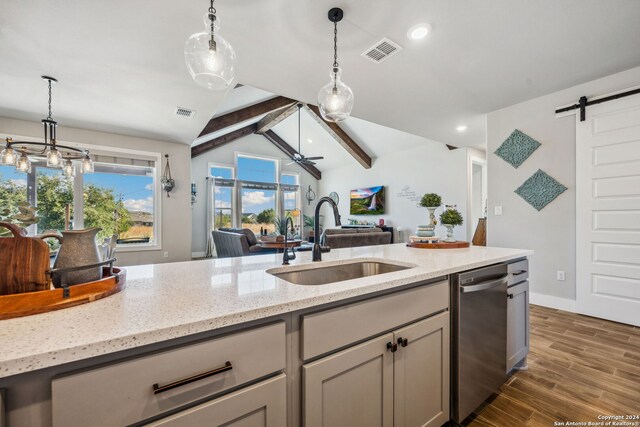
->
[53,322,285,427]
[147,374,287,427]
[507,280,529,372]
[394,312,450,427]
[303,312,450,427]
[303,333,395,427]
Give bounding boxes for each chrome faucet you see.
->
[282,216,297,265]
[313,196,341,262]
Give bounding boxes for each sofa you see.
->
[212,228,276,258]
[321,228,392,249]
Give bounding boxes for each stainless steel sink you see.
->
[267,260,414,286]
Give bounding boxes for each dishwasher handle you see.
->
[460,276,507,293]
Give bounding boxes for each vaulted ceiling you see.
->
[1,0,640,149]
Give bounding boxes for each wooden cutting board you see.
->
[0,222,51,295]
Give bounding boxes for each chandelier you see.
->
[0,76,94,176]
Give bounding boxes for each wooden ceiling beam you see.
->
[191,123,258,158]
[255,103,299,134]
[304,105,372,169]
[198,96,297,137]
[262,130,322,180]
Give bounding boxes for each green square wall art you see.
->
[494,129,541,168]
[515,169,567,211]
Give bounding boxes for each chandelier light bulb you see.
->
[16,151,31,173]
[184,5,237,91]
[62,159,75,177]
[0,146,16,165]
[82,155,94,174]
[47,147,62,167]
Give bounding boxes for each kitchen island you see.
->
[0,243,532,426]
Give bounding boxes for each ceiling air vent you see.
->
[175,107,196,118]
[361,38,403,63]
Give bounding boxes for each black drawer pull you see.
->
[152,361,232,394]
[512,270,527,276]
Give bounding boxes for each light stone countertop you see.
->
[0,244,532,378]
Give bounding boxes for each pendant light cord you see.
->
[298,104,302,152]
[208,0,217,50]
[47,79,53,120]
[333,20,339,88]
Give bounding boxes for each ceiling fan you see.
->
[286,104,324,166]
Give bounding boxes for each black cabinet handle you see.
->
[512,270,527,276]
[397,337,408,347]
[507,293,514,299]
[386,342,398,353]
[152,361,232,394]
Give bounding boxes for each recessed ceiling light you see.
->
[307,138,313,143]
[456,125,468,132]
[407,23,431,40]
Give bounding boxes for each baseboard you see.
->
[191,251,206,258]
[530,292,576,312]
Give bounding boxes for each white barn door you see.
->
[576,92,640,326]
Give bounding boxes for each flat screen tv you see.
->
[350,186,385,215]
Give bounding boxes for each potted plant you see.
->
[440,208,464,242]
[303,214,323,243]
[418,193,442,237]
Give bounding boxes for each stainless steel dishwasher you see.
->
[451,263,508,424]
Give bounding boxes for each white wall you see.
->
[318,141,473,243]
[190,133,319,256]
[486,65,640,308]
[0,117,192,266]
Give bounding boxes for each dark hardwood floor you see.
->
[468,305,640,426]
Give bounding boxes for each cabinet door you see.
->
[303,333,394,427]
[393,312,450,427]
[147,374,286,427]
[507,281,530,372]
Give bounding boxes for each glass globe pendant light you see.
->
[185,0,237,90]
[317,8,354,123]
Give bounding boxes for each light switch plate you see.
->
[557,271,566,281]
[494,205,503,216]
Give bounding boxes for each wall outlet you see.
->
[557,270,566,281]
[163,252,169,258]
[494,205,503,216]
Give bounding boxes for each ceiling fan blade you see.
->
[305,156,324,160]
[286,160,296,165]
[304,160,317,166]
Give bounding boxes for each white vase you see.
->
[443,224,456,243]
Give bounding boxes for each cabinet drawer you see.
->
[508,258,529,286]
[147,374,287,427]
[302,279,448,361]
[52,322,285,427]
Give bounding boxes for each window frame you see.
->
[209,162,237,229]
[0,134,162,252]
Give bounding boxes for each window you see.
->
[211,165,234,179]
[208,155,302,235]
[0,147,160,250]
[83,163,155,244]
[237,155,277,183]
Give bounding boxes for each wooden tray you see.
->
[407,241,470,249]
[0,267,126,320]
